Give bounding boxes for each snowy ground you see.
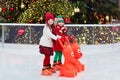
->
[0,43,120,80]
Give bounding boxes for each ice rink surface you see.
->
[0,43,120,80]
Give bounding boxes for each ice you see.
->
[0,43,120,80]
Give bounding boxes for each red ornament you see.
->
[112,26,119,32]
[2,8,7,12]
[18,29,25,36]
[28,20,33,23]
[10,7,14,11]
[102,18,107,24]
[7,14,13,19]
[98,14,103,19]
[65,18,70,24]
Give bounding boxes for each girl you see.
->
[52,15,67,70]
[39,12,60,76]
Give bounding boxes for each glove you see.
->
[56,35,61,39]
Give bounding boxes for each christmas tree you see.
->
[18,0,74,23]
[15,0,74,44]
[0,0,36,23]
[0,0,38,43]
[70,0,120,24]
[68,0,120,44]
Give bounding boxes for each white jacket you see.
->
[39,25,57,47]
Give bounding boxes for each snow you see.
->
[0,43,120,80]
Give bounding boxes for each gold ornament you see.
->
[0,7,2,12]
[40,16,43,20]
[43,0,46,2]
[105,15,109,21]
[74,7,80,13]
[21,2,25,9]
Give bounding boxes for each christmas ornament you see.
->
[74,7,80,13]
[7,14,13,19]
[10,7,14,11]
[40,16,43,21]
[112,26,119,32]
[98,14,103,19]
[21,2,25,9]
[65,18,70,23]
[2,8,7,12]
[28,20,33,23]
[0,7,2,12]
[105,15,109,21]
[18,29,25,36]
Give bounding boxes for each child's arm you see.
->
[60,26,67,35]
[45,27,59,40]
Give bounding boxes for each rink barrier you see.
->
[0,23,120,48]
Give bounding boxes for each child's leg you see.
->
[53,51,61,70]
[53,51,59,62]
[58,51,62,64]
[41,54,52,75]
[43,55,56,73]
[43,54,50,67]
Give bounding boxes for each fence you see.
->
[0,23,120,47]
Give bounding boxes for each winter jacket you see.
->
[52,25,67,51]
[39,25,57,47]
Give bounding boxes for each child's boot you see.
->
[48,64,56,73]
[57,61,63,69]
[52,61,60,70]
[41,66,52,76]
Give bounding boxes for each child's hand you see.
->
[61,27,67,32]
[57,35,61,39]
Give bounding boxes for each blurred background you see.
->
[0,0,120,44]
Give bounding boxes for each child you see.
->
[39,12,60,76]
[52,15,67,70]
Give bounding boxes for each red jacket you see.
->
[52,25,67,51]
